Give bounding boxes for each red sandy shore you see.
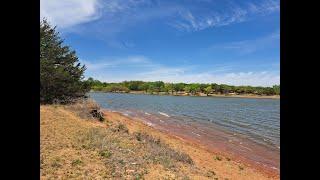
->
[126,91,280,99]
[102,109,280,179]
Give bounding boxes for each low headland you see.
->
[41,99,279,179]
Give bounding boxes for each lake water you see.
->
[89,92,280,174]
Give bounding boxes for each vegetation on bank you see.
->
[41,101,199,179]
[86,78,280,96]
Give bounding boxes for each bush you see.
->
[65,99,104,121]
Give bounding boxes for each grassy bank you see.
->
[40,100,278,179]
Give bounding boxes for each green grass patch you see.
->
[71,159,82,166]
[100,150,112,158]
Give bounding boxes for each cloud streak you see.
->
[80,56,151,71]
[172,0,279,31]
[208,30,279,54]
[82,55,279,87]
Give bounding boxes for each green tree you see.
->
[199,84,208,93]
[173,83,185,92]
[184,86,191,94]
[273,85,280,95]
[212,84,221,94]
[220,84,231,94]
[152,81,165,93]
[204,86,213,95]
[188,84,200,95]
[164,83,174,94]
[141,82,150,93]
[40,19,89,104]
[262,87,275,95]
[126,81,144,91]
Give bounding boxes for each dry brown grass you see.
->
[41,104,200,179]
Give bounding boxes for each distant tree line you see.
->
[86,78,280,96]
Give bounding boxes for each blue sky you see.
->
[40,0,279,87]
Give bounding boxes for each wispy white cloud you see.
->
[40,0,102,29]
[172,0,279,31]
[80,56,151,71]
[245,0,279,15]
[208,30,279,54]
[82,55,279,86]
[170,9,236,32]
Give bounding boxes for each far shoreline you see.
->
[90,90,280,100]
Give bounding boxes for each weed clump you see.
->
[112,123,129,133]
[239,165,244,171]
[135,132,142,141]
[66,99,105,121]
[100,150,112,158]
[215,156,222,161]
[71,159,82,166]
[50,157,62,168]
[206,170,216,177]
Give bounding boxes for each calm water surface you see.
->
[89,92,280,172]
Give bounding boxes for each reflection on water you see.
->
[89,92,280,173]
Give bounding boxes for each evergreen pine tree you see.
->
[40,19,90,104]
